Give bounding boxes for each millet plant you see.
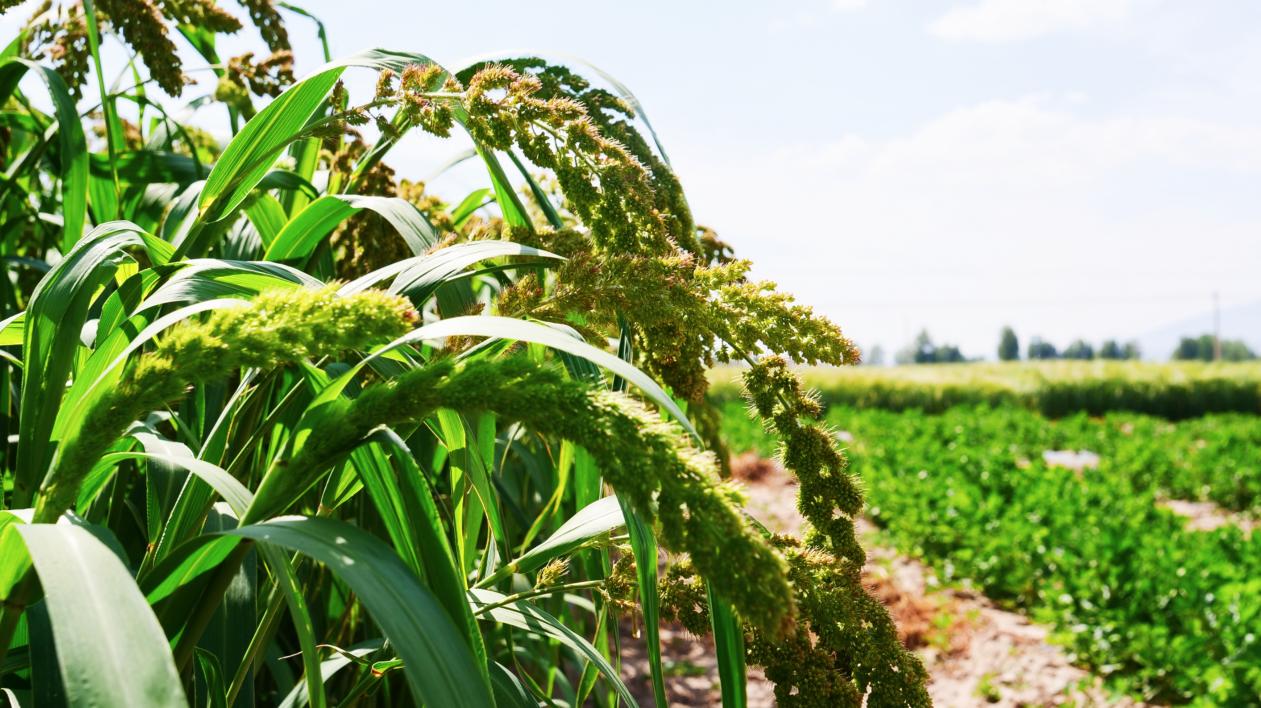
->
[0,2,928,706]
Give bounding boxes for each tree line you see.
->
[999,327,1140,361]
[871,327,1258,365]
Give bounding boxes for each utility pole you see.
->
[1213,291,1222,362]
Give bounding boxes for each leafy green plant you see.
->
[822,405,1261,703]
[0,4,927,706]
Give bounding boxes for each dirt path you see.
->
[620,455,1143,707]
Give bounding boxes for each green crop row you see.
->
[849,407,1261,703]
[1052,413,1261,513]
[709,361,1261,419]
[722,403,1261,702]
[721,400,1261,513]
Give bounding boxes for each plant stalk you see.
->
[471,580,605,617]
[81,0,122,209]
[0,574,34,675]
[172,541,253,671]
[226,583,286,705]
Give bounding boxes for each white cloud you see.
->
[929,0,1134,42]
[675,96,1261,356]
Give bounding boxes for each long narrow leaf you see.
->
[622,497,668,708]
[0,58,87,250]
[483,496,624,585]
[18,523,186,707]
[199,49,437,224]
[230,516,494,707]
[14,222,172,505]
[708,582,747,708]
[264,194,437,260]
[470,588,636,706]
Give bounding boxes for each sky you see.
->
[5,0,1261,360]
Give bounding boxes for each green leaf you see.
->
[450,188,491,227]
[490,661,536,708]
[277,640,384,708]
[244,193,289,246]
[255,543,325,708]
[484,496,624,585]
[17,523,186,707]
[229,516,494,707]
[198,74,342,224]
[368,430,491,686]
[0,510,32,604]
[0,58,87,251]
[14,222,172,506]
[387,240,561,302]
[257,170,320,200]
[474,144,532,230]
[507,151,564,229]
[264,195,437,261]
[387,315,697,437]
[140,259,318,311]
[470,588,636,706]
[340,240,558,298]
[199,49,438,224]
[708,582,747,708]
[0,312,24,348]
[622,497,668,708]
[193,648,228,708]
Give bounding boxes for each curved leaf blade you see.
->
[229,516,493,707]
[200,49,438,224]
[394,316,697,437]
[0,58,87,250]
[486,496,624,584]
[264,194,437,261]
[18,524,186,707]
[14,222,171,505]
[470,588,636,707]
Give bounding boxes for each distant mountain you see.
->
[1135,299,1261,361]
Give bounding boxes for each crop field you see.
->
[720,387,1261,704]
[710,361,1261,419]
[0,3,1254,708]
[0,3,930,707]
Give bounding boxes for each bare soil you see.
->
[1158,498,1258,534]
[621,455,1144,707]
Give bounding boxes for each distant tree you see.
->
[1027,337,1058,360]
[1063,339,1095,360]
[998,326,1019,361]
[1172,334,1257,362]
[1100,339,1141,360]
[896,330,968,365]
[864,344,886,366]
[1222,340,1257,361]
[1174,336,1207,361]
[934,344,966,363]
[896,330,933,365]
